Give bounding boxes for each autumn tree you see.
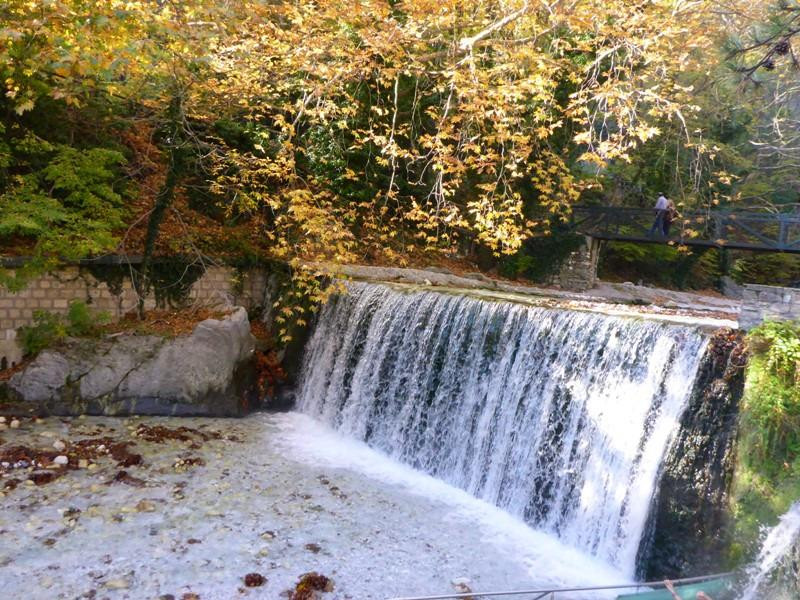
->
[2,0,757,310]
[203,1,732,251]
[1,1,256,307]
[720,0,800,205]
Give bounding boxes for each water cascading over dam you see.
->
[295,282,709,577]
[739,502,800,600]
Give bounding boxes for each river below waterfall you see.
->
[1,281,750,598]
[0,413,630,599]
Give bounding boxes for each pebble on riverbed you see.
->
[0,413,544,599]
[0,422,227,497]
[104,578,130,590]
[304,543,322,554]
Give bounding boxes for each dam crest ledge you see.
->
[311,263,740,330]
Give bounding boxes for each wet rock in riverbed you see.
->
[173,455,205,471]
[451,577,473,594]
[304,543,322,554]
[110,470,146,487]
[29,471,62,485]
[134,424,221,444]
[104,578,130,589]
[135,500,156,512]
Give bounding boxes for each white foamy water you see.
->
[273,412,632,596]
[0,413,631,599]
[739,501,800,600]
[296,282,709,577]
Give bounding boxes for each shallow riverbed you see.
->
[0,412,630,599]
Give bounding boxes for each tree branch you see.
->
[458,1,530,52]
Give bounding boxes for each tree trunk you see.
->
[134,93,184,319]
[135,151,178,318]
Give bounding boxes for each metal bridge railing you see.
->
[571,205,800,253]
[387,572,734,600]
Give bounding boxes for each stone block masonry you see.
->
[551,236,601,292]
[739,284,800,330]
[0,265,272,370]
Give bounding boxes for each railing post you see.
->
[779,215,788,250]
[713,213,724,242]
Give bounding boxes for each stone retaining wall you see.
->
[550,236,601,292]
[739,284,800,330]
[0,265,271,369]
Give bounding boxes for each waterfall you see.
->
[739,502,800,600]
[296,282,708,576]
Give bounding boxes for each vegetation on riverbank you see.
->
[597,244,800,291]
[730,320,800,562]
[3,1,800,298]
[14,300,232,359]
[18,301,110,356]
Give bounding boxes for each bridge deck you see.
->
[572,206,800,253]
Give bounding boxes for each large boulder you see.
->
[3,308,257,417]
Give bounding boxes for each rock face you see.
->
[637,329,748,579]
[4,308,257,417]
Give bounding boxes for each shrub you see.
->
[745,321,800,464]
[18,310,67,356]
[17,300,111,356]
[66,298,110,336]
[749,320,800,386]
[729,320,800,561]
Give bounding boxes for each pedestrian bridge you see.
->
[572,206,800,254]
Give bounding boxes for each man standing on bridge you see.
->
[649,192,670,237]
